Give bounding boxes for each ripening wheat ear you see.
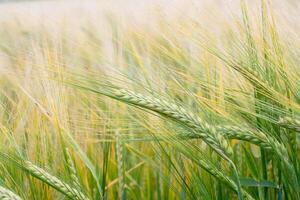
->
[22,160,89,200]
[0,186,22,200]
[65,148,87,200]
[110,89,246,199]
[265,136,300,198]
[278,116,300,132]
[112,89,232,158]
[216,126,272,149]
[179,125,271,149]
[72,86,246,199]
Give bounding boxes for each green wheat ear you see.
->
[0,186,22,200]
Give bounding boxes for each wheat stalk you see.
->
[116,133,125,200]
[0,186,22,200]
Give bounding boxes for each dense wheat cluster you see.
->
[0,0,299,199]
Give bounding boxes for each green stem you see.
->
[261,149,268,200]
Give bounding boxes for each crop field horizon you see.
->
[0,0,299,199]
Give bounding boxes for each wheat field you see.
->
[0,0,299,199]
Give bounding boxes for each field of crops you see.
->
[0,0,299,199]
